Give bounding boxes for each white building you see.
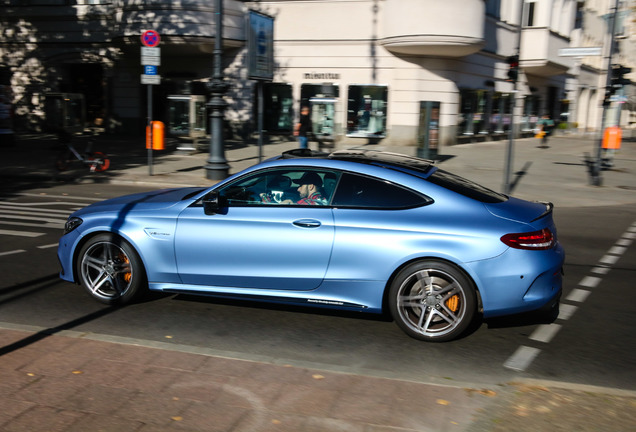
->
[0,0,633,149]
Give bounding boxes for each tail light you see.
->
[501,228,555,250]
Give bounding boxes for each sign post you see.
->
[247,11,274,162]
[141,30,161,175]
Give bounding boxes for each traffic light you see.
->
[611,64,631,89]
[506,55,519,83]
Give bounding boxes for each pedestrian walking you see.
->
[294,106,312,149]
[536,114,555,148]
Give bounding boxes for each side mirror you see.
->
[202,191,225,215]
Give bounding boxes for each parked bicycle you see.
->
[55,130,110,172]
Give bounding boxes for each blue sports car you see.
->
[58,149,564,342]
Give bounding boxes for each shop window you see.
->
[347,85,388,138]
[490,92,512,133]
[300,84,339,107]
[262,83,293,132]
[458,89,489,135]
[522,95,541,131]
[167,95,206,138]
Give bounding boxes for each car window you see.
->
[426,168,508,203]
[331,173,431,209]
[217,168,341,207]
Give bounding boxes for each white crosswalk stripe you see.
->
[0,196,97,241]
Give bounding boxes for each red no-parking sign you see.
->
[141,30,161,48]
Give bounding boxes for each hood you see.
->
[74,187,206,215]
[483,197,553,225]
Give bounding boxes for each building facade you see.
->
[0,0,634,149]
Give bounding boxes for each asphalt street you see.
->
[0,132,635,431]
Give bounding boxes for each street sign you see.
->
[141,47,160,57]
[144,65,157,75]
[141,75,161,85]
[141,56,160,66]
[558,47,602,57]
[141,47,161,66]
[141,30,161,48]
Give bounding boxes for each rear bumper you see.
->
[467,242,565,318]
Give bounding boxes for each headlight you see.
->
[63,217,83,235]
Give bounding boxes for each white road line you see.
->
[579,276,601,288]
[504,346,541,371]
[529,324,562,343]
[0,214,68,224]
[15,193,104,201]
[566,288,592,303]
[599,254,620,265]
[0,204,72,214]
[557,303,578,321]
[0,220,64,229]
[591,266,610,275]
[608,245,627,255]
[0,249,26,256]
[616,238,632,247]
[37,243,59,249]
[0,229,45,238]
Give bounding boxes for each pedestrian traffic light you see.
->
[506,55,519,83]
[611,64,631,88]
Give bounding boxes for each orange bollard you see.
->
[146,121,165,150]
[602,126,622,150]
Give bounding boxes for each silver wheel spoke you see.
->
[81,241,132,300]
[89,271,111,294]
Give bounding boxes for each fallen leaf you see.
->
[312,374,325,380]
[72,370,83,375]
[171,416,183,421]
[437,399,450,406]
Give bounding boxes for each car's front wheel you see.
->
[77,234,146,305]
[389,260,476,342]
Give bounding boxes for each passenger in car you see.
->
[261,172,327,205]
[292,172,327,205]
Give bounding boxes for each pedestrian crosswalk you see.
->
[0,193,100,240]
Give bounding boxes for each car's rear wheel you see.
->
[389,260,476,342]
[77,234,146,305]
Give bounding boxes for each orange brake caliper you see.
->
[445,295,460,313]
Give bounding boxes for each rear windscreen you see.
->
[427,168,508,203]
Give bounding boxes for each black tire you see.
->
[76,233,146,305]
[389,260,476,342]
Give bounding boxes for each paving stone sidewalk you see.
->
[2,328,635,432]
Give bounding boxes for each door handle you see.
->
[293,219,321,228]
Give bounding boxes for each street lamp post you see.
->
[205,0,230,180]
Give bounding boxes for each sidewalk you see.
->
[1,326,635,432]
[2,131,635,208]
[1,132,636,431]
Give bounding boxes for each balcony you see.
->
[520,27,574,77]
[379,0,485,57]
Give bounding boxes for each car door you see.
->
[174,169,336,291]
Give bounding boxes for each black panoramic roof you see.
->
[280,148,435,175]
